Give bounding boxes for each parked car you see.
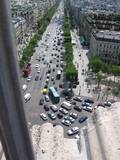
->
[57,113,63,119]
[67,127,79,136]
[79,116,88,123]
[50,105,58,112]
[40,113,48,121]
[83,106,93,112]
[48,112,56,120]
[71,101,76,105]
[104,101,112,107]
[84,99,94,104]
[82,102,91,107]
[69,112,78,119]
[73,96,82,102]
[44,104,49,111]
[59,108,68,115]
[64,116,75,123]
[74,106,82,112]
[39,98,44,105]
[62,119,71,126]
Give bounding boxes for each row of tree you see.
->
[64,5,78,81]
[89,55,120,76]
[19,4,58,69]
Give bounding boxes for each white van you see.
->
[61,101,71,111]
[24,93,31,102]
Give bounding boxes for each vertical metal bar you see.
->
[0,1,35,160]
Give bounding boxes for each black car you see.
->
[79,116,88,123]
[44,104,49,111]
[73,97,82,102]
[59,83,63,88]
[74,106,82,112]
[84,99,94,104]
[57,113,63,119]
[39,98,44,105]
[71,101,76,105]
[35,76,39,81]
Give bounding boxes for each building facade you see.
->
[90,30,120,64]
[79,12,120,45]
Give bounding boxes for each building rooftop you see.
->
[93,30,120,42]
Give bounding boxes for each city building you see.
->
[79,12,120,45]
[90,30,120,64]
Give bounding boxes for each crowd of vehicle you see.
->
[22,3,114,138]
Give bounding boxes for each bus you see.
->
[49,87,60,103]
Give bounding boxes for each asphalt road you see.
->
[21,1,94,139]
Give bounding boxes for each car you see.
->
[104,101,112,107]
[35,64,39,68]
[39,98,44,105]
[59,108,68,115]
[57,113,63,119]
[65,96,71,101]
[40,113,48,121]
[69,112,78,119]
[44,104,49,111]
[75,134,80,139]
[82,102,91,107]
[22,84,27,91]
[74,106,82,112]
[59,83,63,88]
[24,93,31,102]
[45,95,50,102]
[56,64,59,67]
[62,119,71,126]
[27,76,32,82]
[83,106,93,112]
[48,112,56,120]
[53,68,55,72]
[50,105,58,112]
[51,77,54,81]
[37,68,40,73]
[48,69,51,73]
[73,96,82,102]
[73,84,77,88]
[64,116,75,123]
[71,101,76,105]
[46,74,50,78]
[67,127,79,136]
[50,60,52,63]
[79,116,88,123]
[84,99,94,104]
[44,84,48,89]
[35,76,39,81]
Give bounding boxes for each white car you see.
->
[62,119,71,126]
[67,127,79,136]
[24,93,31,102]
[75,134,80,139]
[37,68,40,73]
[27,76,32,82]
[35,64,39,68]
[45,95,50,102]
[22,84,27,91]
[40,113,48,121]
[50,105,58,112]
